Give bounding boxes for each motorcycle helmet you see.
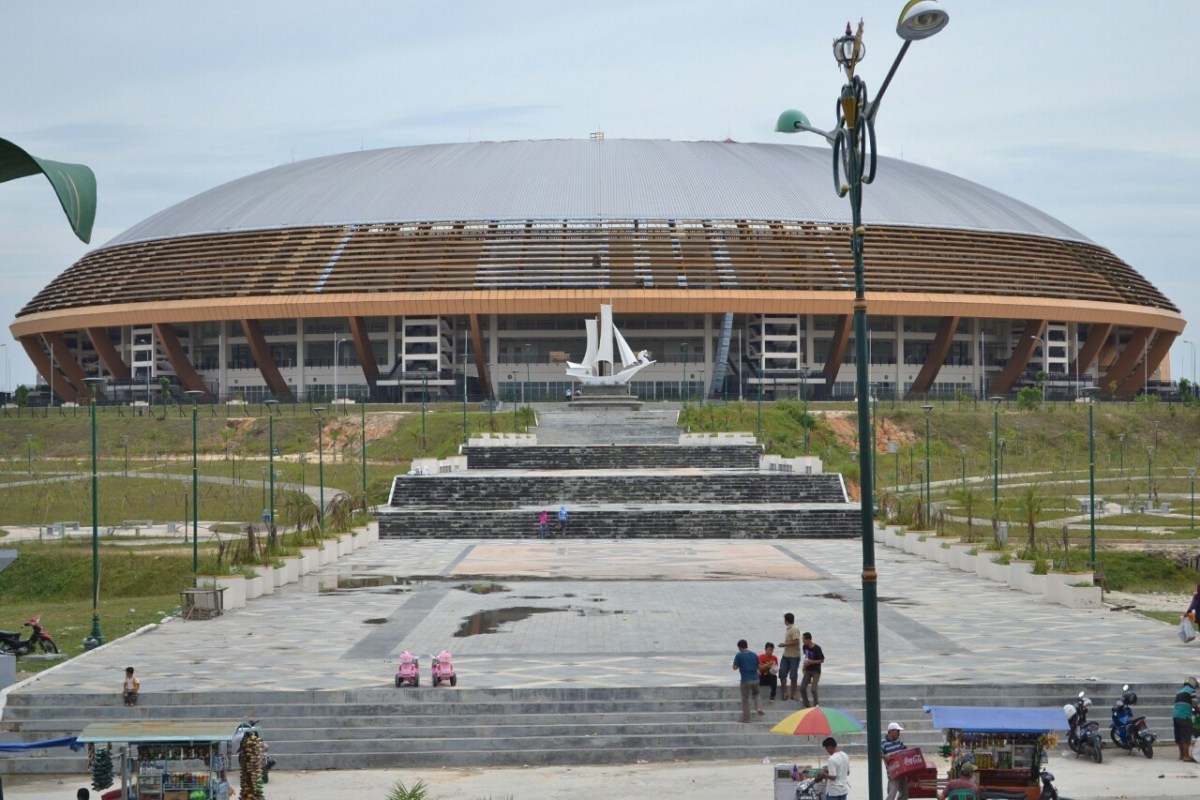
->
[1122,689,1138,705]
[1081,696,1092,709]
[1187,677,1199,690]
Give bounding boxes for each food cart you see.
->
[923,706,1067,800]
[76,722,240,800]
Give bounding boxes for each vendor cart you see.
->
[76,722,241,800]
[923,706,1067,800]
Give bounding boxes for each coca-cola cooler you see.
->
[887,748,938,798]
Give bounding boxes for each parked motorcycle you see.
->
[0,615,59,656]
[1038,766,1060,800]
[1109,684,1155,758]
[1064,691,1103,763]
[234,719,276,784]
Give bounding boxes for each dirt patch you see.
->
[821,412,915,452]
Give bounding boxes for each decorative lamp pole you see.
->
[313,407,326,527]
[990,396,1003,529]
[1088,400,1096,568]
[83,377,106,649]
[921,404,934,526]
[185,389,205,575]
[774,5,949,797]
[265,399,278,527]
[681,343,689,406]
[122,435,129,478]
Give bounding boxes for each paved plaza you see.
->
[8,530,1195,697]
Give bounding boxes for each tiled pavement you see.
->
[9,533,1192,699]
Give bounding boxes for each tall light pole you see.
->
[921,404,934,527]
[83,377,105,649]
[1146,445,1155,508]
[960,444,967,487]
[681,342,689,406]
[774,5,949,797]
[334,337,349,410]
[738,328,744,403]
[462,330,469,443]
[265,399,278,527]
[26,433,33,475]
[421,376,428,448]
[990,396,1003,530]
[1088,400,1096,568]
[185,389,205,575]
[1118,432,1125,473]
[361,394,368,504]
[313,407,326,527]
[1189,467,1196,530]
[524,343,532,407]
[122,435,129,478]
[801,366,811,453]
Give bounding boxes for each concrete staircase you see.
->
[530,408,680,445]
[2,683,1181,773]
[464,444,762,470]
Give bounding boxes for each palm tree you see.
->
[1016,482,1047,552]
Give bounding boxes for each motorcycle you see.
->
[1064,691,1103,763]
[1037,766,1059,800]
[0,615,59,656]
[1109,684,1155,758]
[234,719,276,784]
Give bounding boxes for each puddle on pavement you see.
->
[575,608,626,617]
[454,606,566,637]
[337,575,398,589]
[454,582,509,595]
[311,574,424,593]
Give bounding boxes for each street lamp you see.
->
[361,394,368,505]
[960,444,967,487]
[921,404,933,527]
[122,435,129,478]
[990,396,1003,529]
[801,366,811,453]
[334,337,349,410]
[681,343,689,406]
[1118,433,1125,473]
[1189,467,1196,530]
[26,433,32,475]
[82,376,105,649]
[1088,399,1096,569]
[462,330,469,444]
[264,399,278,528]
[185,389,205,575]
[1146,445,1155,508]
[775,4,949,795]
[524,343,532,407]
[313,407,326,527]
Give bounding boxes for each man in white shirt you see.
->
[820,736,851,800]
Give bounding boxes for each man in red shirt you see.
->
[758,642,779,701]
[940,762,979,799]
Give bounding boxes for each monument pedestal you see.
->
[569,384,642,410]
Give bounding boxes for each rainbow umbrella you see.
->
[770,707,865,737]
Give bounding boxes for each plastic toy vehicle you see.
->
[431,650,457,687]
[395,651,419,687]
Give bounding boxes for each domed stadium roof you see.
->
[107,139,1090,248]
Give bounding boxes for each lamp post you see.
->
[524,343,532,408]
[1189,467,1196,530]
[421,376,428,448]
[121,435,129,478]
[313,407,326,527]
[681,342,689,406]
[774,5,949,796]
[26,433,33,475]
[334,337,349,410]
[261,466,267,513]
[462,330,469,444]
[960,445,967,487]
[82,377,105,649]
[889,441,899,490]
[1088,400,1096,568]
[265,399,278,527]
[185,389,205,575]
[871,389,878,489]
[1146,445,1155,508]
[738,328,745,403]
[801,366,811,453]
[1118,433,1125,473]
[990,396,1003,528]
[921,404,933,527]
[361,393,368,504]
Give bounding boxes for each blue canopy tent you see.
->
[924,705,1067,733]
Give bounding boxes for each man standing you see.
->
[558,505,569,537]
[1172,676,1199,762]
[800,631,825,708]
[780,612,801,701]
[881,722,909,800]
[939,762,979,799]
[732,639,765,723]
[819,736,851,800]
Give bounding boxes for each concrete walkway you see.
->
[8,531,1195,696]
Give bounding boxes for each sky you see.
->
[2,0,1198,391]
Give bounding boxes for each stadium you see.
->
[8,138,1184,405]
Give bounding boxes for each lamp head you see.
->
[897,0,949,41]
[775,109,812,134]
[833,21,864,69]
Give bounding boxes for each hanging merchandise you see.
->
[239,732,264,800]
[91,747,114,791]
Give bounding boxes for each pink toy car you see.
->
[395,651,419,687]
[431,650,457,687]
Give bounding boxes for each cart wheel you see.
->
[433,676,440,687]
[395,676,402,687]
[450,675,457,687]
[414,676,419,687]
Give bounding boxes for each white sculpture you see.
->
[565,304,655,385]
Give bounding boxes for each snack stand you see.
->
[77,722,238,800]
[923,706,1067,800]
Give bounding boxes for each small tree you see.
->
[159,375,171,419]
[954,487,980,542]
[1016,386,1041,410]
[1016,482,1047,551]
[14,384,29,407]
